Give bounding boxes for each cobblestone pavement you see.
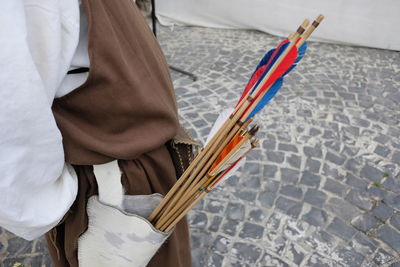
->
[1,25,400,266]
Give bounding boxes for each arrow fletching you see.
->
[246,77,283,120]
[236,40,289,107]
[242,41,309,121]
[206,139,259,191]
[208,135,244,173]
[209,139,252,176]
[282,41,308,76]
[206,157,245,192]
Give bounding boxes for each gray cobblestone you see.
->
[302,207,329,227]
[323,163,345,182]
[212,235,231,254]
[374,144,391,157]
[209,253,223,267]
[304,145,323,158]
[280,184,302,199]
[278,143,298,153]
[346,189,374,210]
[327,217,357,240]
[345,173,368,189]
[384,192,400,211]
[258,252,290,267]
[257,191,276,208]
[262,135,276,150]
[264,179,280,192]
[331,245,365,267]
[324,141,341,153]
[345,158,362,174]
[286,154,302,169]
[266,151,285,163]
[383,177,400,194]
[323,178,347,197]
[280,168,299,184]
[304,189,327,208]
[265,231,287,254]
[326,197,360,221]
[350,214,379,233]
[206,200,225,213]
[225,175,239,187]
[222,219,240,236]
[309,128,322,137]
[374,134,391,144]
[239,222,264,239]
[232,242,262,264]
[233,189,257,202]
[306,158,321,173]
[326,151,346,166]
[350,232,378,255]
[304,230,335,255]
[248,208,266,223]
[265,212,282,230]
[333,114,350,124]
[263,164,277,178]
[372,202,394,221]
[283,219,309,241]
[226,203,245,221]
[367,185,386,200]
[306,253,341,267]
[392,151,400,164]
[376,224,400,253]
[286,243,306,265]
[373,248,395,265]
[241,176,261,189]
[275,196,302,218]
[300,171,321,187]
[391,213,400,230]
[208,216,223,232]
[190,212,208,229]
[361,165,384,182]
[323,130,337,140]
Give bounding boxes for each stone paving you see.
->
[1,24,400,266]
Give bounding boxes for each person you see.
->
[0,0,195,266]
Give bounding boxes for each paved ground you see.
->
[1,24,400,266]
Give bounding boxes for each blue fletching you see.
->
[246,78,283,120]
[244,41,308,121]
[255,48,275,71]
[296,41,308,62]
[251,42,289,95]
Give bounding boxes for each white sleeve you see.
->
[0,1,78,240]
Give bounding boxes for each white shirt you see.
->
[0,0,88,240]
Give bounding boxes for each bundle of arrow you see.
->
[148,15,325,232]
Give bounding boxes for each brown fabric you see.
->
[52,0,179,165]
[46,0,193,266]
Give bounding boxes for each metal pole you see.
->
[151,0,197,81]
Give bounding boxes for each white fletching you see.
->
[205,108,234,146]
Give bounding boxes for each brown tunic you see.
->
[46,0,194,266]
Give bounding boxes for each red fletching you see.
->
[255,45,298,98]
[237,66,265,105]
[241,44,299,119]
[236,40,289,107]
